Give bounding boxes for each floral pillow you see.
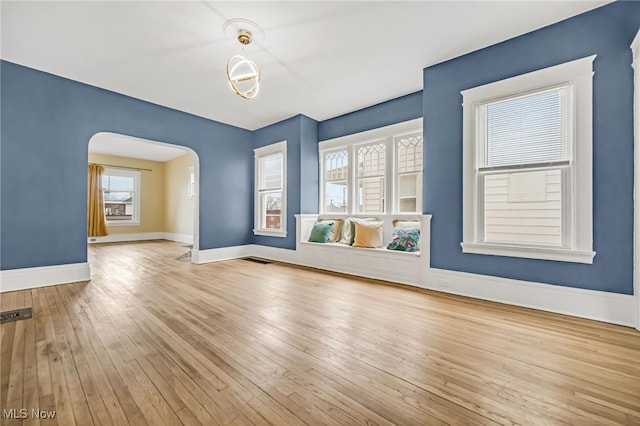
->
[387,227,420,252]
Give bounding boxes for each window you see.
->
[187,166,195,199]
[396,133,423,213]
[102,168,141,226]
[254,141,287,237]
[323,149,349,212]
[319,118,423,215]
[357,142,386,213]
[461,56,596,263]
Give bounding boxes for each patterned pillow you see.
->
[308,221,334,243]
[392,220,421,249]
[387,227,420,252]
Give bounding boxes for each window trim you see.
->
[319,118,423,216]
[460,55,596,264]
[253,140,287,237]
[102,168,141,227]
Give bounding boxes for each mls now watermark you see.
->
[3,408,57,419]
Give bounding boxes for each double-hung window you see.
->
[461,56,596,263]
[396,133,423,213]
[102,168,141,226]
[357,142,386,213]
[319,118,423,215]
[254,141,287,237]
[323,149,349,213]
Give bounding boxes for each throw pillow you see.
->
[353,221,384,248]
[392,220,421,249]
[393,220,421,230]
[308,221,334,243]
[387,227,420,252]
[319,219,344,242]
[341,217,378,244]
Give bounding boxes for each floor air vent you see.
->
[0,307,33,324]
[243,257,272,265]
[175,251,192,262]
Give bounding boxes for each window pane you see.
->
[397,135,423,173]
[358,143,385,177]
[482,87,570,168]
[102,171,137,223]
[398,173,419,213]
[325,181,347,212]
[107,175,134,191]
[484,169,562,246]
[261,154,282,190]
[324,150,348,181]
[358,178,384,213]
[397,135,423,213]
[261,191,282,230]
[104,191,134,221]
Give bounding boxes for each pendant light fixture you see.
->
[224,19,263,100]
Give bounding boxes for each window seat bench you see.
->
[295,214,431,286]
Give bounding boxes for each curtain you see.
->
[87,164,109,237]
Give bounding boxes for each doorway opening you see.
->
[87,132,200,259]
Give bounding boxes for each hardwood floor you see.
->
[1,240,639,425]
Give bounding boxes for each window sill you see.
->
[254,229,287,238]
[460,242,595,264]
[107,222,140,227]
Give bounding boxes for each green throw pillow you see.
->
[348,220,357,245]
[308,221,335,243]
[387,227,420,252]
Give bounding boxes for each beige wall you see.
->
[89,153,165,235]
[164,153,194,237]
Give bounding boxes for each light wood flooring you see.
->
[1,240,639,425]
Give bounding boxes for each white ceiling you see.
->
[89,133,190,162]
[2,1,610,133]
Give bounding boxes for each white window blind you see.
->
[261,154,283,189]
[479,86,571,170]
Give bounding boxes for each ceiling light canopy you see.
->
[224,19,264,100]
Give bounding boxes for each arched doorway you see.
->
[87,132,200,258]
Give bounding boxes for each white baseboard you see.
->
[88,232,165,244]
[426,268,637,327]
[0,262,91,293]
[88,232,193,245]
[163,233,194,245]
[192,244,299,265]
[250,245,300,264]
[192,245,254,264]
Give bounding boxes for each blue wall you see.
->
[300,115,320,214]
[0,61,254,270]
[252,114,319,250]
[423,1,639,294]
[319,91,423,141]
